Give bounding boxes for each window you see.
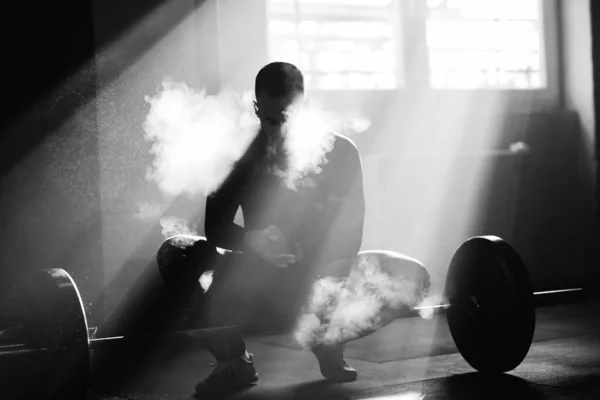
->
[266,0,399,90]
[266,0,551,92]
[426,0,544,89]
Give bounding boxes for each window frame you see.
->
[265,0,562,111]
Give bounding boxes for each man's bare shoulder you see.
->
[328,132,361,162]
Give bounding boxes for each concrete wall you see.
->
[91,0,271,318]
[92,0,221,317]
[561,0,595,143]
[359,110,594,293]
[559,0,599,288]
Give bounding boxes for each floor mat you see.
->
[249,315,586,363]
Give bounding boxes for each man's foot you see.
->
[195,352,259,395]
[312,344,358,382]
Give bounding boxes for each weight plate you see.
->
[445,236,535,373]
[26,268,90,399]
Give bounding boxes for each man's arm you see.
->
[301,137,365,266]
[322,138,365,261]
[204,171,245,251]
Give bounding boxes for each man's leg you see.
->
[195,251,266,394]
[97,235,215,338]
[300,251,430,381]
[201,252,250,360]
[154,236,259,393]
[299,257,360,382]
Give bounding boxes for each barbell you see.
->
[414,236,584,374]
[0,267,237,400]
[0,235,585,399]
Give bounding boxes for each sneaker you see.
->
[195,352,259,395]
[312,344,358,382]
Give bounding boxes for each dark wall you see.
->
[0,2,95,136]
[560,0,599,291]
[0,1,103,325]
[0,0,216,326]
[591,0,600,226]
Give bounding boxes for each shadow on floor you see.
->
[89,296,600,400]
[415,373,576,399]
[161,373,598,400]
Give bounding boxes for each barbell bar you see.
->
[0,235,587,399]
[413,288,585,313]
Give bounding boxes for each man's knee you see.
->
[386,252,429,297]
[357,250,431,301]
[156,235,215,286]
[386,253,429,288]
[318,258,354,279]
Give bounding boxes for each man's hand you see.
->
[244,225,297,268]
[262,253,297,268]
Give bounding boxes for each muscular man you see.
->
[190,62,364,394]
[157,62,427,396]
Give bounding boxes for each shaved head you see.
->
[255,62,304,99]
[254,62,305,141]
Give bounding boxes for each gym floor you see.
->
[87,295,600,400]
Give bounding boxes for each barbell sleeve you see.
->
[532,288,585,307]
[88,325,238,350]
[0,326,240,361]
[0,343,48,357]
[413,287,585,313]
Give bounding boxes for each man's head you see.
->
[254,62,305,140]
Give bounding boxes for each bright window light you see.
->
[267,0,399,90]
[426,0,545,89]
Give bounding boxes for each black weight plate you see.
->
[445,236,535,373]
[25,269,90,399]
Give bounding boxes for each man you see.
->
[193,61,366,394]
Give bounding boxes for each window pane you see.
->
[427,0,539,20]
[426,0,544,89]
[267,0,399,90]
[427,21,539,50]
